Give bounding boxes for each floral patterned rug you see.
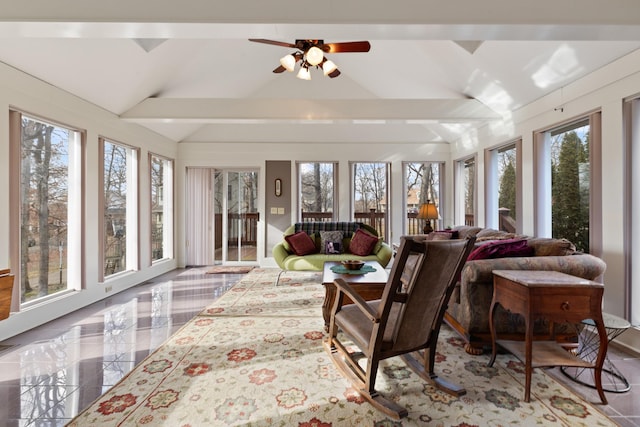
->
[68,268,616,426]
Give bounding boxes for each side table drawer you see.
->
[531,294,592,317]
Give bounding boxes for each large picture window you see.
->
[535,113,601,254]
[404,162,443,233]
[150,154,174,262]
[351,162,390,241]
[101,138,139,278]
[297,162,337,222]
[455,156,476,226]
[11,111,84,305]
[486,141,520,232]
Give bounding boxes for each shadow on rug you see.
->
[68,268,617,426]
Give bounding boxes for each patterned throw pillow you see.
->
[284,231,317,256]
[348,229,379,256]
[319,231,344,254]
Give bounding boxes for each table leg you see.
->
[593,316,609,404]
[524,315,533,402]
[488,299,498,367]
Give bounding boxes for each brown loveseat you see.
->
[443,226,607,355]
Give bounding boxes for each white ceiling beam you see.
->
[120,98,502,123]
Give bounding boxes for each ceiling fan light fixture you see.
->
[322,60,337,75]
[296,66,311,80]
[279,54,296,72]
[305,46,324,66]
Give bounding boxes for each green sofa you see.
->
[273,222,393,271]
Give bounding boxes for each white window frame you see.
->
[484,140,522,232]
[533,112,602,255]
[149,153,174,264]
[9,110,85,309]
[99,137,140,281]
[296,161,338,221]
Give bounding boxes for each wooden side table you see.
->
[488,270,608,404]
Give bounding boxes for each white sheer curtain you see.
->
[185,168,215,266]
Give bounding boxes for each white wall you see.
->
[0,62,179,341]
[448,49,640,352]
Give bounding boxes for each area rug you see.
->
[68,268,617,426]
[205,265,254,274]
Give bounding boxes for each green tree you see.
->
[498,159,516,218]
[552,131,589,252]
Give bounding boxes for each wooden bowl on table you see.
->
[341,260,365,270]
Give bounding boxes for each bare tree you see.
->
[20,118,68,300]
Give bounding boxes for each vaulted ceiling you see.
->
[1,1,639,144]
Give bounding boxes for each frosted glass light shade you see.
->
[279,54,296,72]
[322,60,337,75]
[296,67,311,80]
[306,46,324,66]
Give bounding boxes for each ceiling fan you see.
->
[249,39,371,80]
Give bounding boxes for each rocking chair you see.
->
[324,235,475,419]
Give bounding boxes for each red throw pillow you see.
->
[348,229,379,256]
[284,231,318,256]
[467,238,534,261]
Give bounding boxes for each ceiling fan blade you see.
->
[249,38,297,48]
[328,69,341,78]
[273,65,286,73]
[323,41,371,53]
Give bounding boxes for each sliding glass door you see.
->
[213,170,259,264]
[185,168,259,266]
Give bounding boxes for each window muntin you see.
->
[150,154,174,262]
[404,162,443,233]
[351,162,390,241]
[298,162,337,221]
[102,138,139,277]
[14,112,83,305]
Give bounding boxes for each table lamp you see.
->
[417,201,439,234]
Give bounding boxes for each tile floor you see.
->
[0,267,638,426]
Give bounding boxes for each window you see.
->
[351,162,390,241]
[625,97,640,325]
[297,162,337,221]
[455,156,476,226]
[150,154,174,262]
[535,114,601,254]
[101,138,139,278]
[486,141,520,232]
[404,162,443,233]
[10,111,84,305]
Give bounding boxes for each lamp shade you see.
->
[296,66,311,80]
[322,60,337,75]
[416,202,439,220]
[279,54,296,72]
[306,46,324,66]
